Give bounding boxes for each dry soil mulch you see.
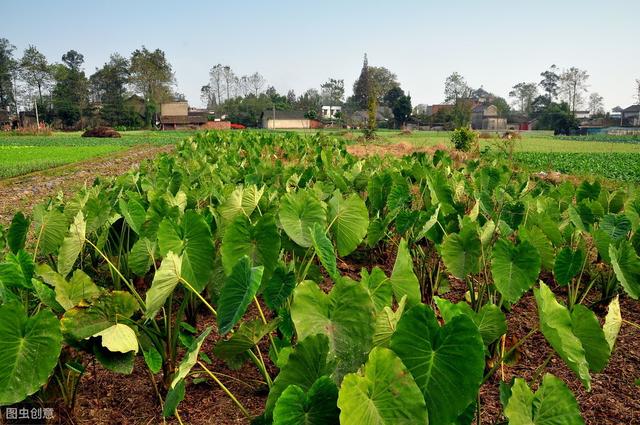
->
[0,145,174,225]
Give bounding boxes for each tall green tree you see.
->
[392,94,412,128]
[89,53,131,126]
[0,38,17,113]
[559,67,589,113]
[383,86,404,108]
[19,45,52,105]
[352,54,371,109]
[129,46,175,125]
[539,65,560,102]
[444,72,471,104]
[52,50,89,127]
[509,82,538,115]
[320,78,345,106]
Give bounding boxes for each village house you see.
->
[160,101,215,130]
[471,104,506,130]
[621,105,640,126]
[321,105,341,119]
[261,110,322,129]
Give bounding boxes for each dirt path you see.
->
[0,144,174,225]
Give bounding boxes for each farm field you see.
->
[0,131,192,179]
[0,130,638,425]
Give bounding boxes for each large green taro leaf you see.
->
[62,291,139,343]
[57,211,86,278]
[327,193,369,257]
[338,347,428,425]
[7,212,29,254]
[309,223,339,282]
[214,319,279,369]
[504,373,584,425]
[360,266,393,313]
[390,304,484,425]
[0,304,62,405]
[279,190,326,248]
[221,214,280,278]
[534,283,591,390]
[570,304,611,373]
[33,205,68,256]
[440,225,481,280]
[273,376,339,425]
[217,256,264,335]
[218,185,264,224]
[145,251,182,318]
[434,297,506,348]
[554,247,585,286]
[609,241,640,299]
[491,238,541,303]
[157,211,214,291]
[290,279,374,383]
[265,334,335,416]
[389,238,421,307]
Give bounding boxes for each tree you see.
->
[222,66,235,101]
[392,94,412,128]
[246,72,266,97]
[559,67,589,113]
[509,82,538,115]
[383,86,404,109]
[200,84,216,109]
[286,89,296,105]
[208,64,224,105]
[352,54,371,109]
[320,78,345,106]
[635,79,640,104]
[52,50,89,127]
[539,65,560,101]
[89,53,130,126]
[0,38,17,113]
[535,101,578,134]
[297,88,321,113]
[19,45,52,105]
[129,46,175,106]
[265,86,289,110]
[492,96,511,117]
[444,72,471,104]
[369,67,399,104]
[588,92,604,116]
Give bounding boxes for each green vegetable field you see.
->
[0,131,638,424]
[0,131,192,179]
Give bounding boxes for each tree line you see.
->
[1,37,638,130]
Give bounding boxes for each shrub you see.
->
[451,127,477,152]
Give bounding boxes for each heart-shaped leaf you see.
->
[390,304,484,425]
[390,238,421,307]
[273,376,339,425]
[338,347,428,425]
[0,304,62,405]
[291,279,374,383]
[609,241,640,299]
[327,193,369,257]
[441,225,481,280]
[503,373,584,425]
[279,190,327,248]
[491,238,541,303]
[217,256,264,334]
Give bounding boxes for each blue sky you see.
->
[4,0,640,110]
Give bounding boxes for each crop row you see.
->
[0,131,638,424]
[514,151,640,182]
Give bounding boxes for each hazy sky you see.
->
[4,0,640,110]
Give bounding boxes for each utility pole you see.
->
[272,105,276,130]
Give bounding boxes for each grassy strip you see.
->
[0,145,127,179]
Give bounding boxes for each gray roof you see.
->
[623,104,640,113]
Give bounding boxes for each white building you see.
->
[321,105,342,119]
